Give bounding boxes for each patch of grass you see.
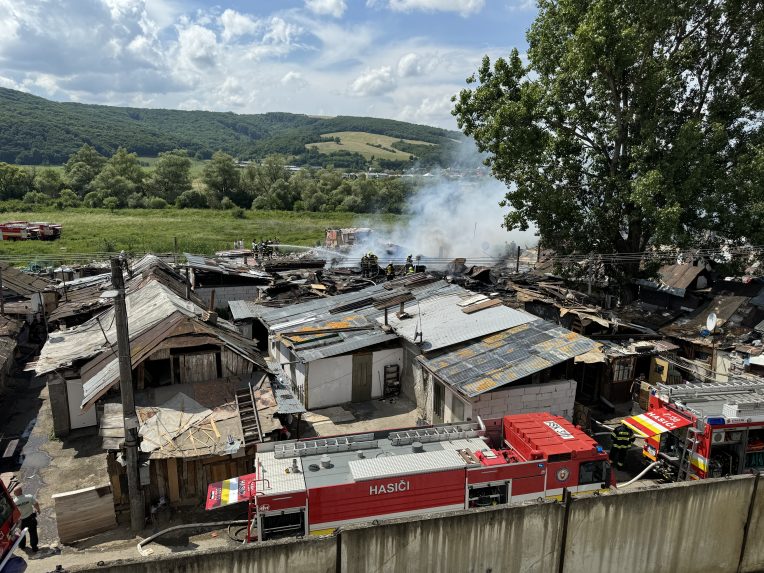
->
[14,157,208,177]
[0,208,403,263]
[306,131,434,161]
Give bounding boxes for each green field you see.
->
[307,131,434,161]
[17,157,209,177]
[0,208,402,264]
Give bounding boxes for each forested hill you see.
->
[0,87,461,167]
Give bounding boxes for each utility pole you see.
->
[516,245,521,273]
[0,264,4,315]
[111,257,145,532]
[587,252,594,296]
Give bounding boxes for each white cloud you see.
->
[304,0,347,18]
[220,9,260,42]
[380,0,485,16]
[0,75,21,89]
[281,71,308,89]
[397,52,423,77]
[263,17,302,46]
[397,93,454,125]
[507,0,536,11]
[350,65,396,96]
[177,24,219,68]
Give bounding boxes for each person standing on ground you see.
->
[386,262,395,281]
[610,422,635,470]
[12,486,40,553]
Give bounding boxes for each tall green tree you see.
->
[145,149,192,202]
[202,151,242,205]
[453,0,763,279]
[0,163,34,200]
[34,168,63,197]
[106,147,145,186]
[63,144,106,195]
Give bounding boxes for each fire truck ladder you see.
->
[677,427,702,481]
[236,383,262,446]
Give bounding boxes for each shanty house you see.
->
[33,257,291,515]
[34,258,267,438]
[231,281,418,409]
[0,261,56,323]
[184,253,272,313]
[233,276,597,423]
[636,263,711,309]
[0,316,24,395]
[381,290,597,424]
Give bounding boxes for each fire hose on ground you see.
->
[616,461,660,489]
[137,520,248,556]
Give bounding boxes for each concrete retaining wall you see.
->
[77,475,763,573]
[73,535,336,573]
[341,502,564,573]
[564,476,754,573]
[741,474,764,573]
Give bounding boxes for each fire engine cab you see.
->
[624,380,764,481]
[206,412,613,541]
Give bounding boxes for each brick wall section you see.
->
[471,379,577,421]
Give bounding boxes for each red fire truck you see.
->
[0,480,24,571]
[624,380,764,481]
[206,413,613,541]
[0,222,61,241]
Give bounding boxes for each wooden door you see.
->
[351,353,372,402]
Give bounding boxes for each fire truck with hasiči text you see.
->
[623,380,764,481]
[206,412,614,541]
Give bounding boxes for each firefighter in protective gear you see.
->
[360,254,369,277]
[610,422,635,469]
[367,251,378,277]
[385,262,395,281]
[405,254,415,274]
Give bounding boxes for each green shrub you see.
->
[148,197,168,209]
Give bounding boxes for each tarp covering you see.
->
[623,407,693,438]
[205,473,257,510]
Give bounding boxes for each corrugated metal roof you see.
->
[348,449,467,481]
[420,321,596,397]
[0,262,52,296]
[36,280,201,375]
[231,283,390,323]
[658,264,706,290]
[185,253,271,280]
[295,331,399,362]
[382,293,537,352]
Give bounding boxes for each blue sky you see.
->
[0,0,537,128]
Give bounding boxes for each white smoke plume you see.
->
[329,142,537,270]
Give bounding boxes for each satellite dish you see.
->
[706,312,718,332]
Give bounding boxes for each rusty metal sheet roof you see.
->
[0,262,52,296]
[657,264,706,290]
[636,264,706,297]
[419,322,597,397]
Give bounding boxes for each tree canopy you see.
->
[453,0,763,278]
